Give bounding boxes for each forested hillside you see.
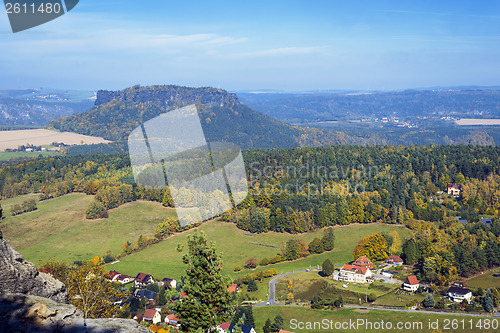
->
[1,145,500,285]
[49,85,306,149]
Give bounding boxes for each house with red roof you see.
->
[353,255,374,269]
[143,309,161,324]
[115,274,132,284]
[447,183,462,197]
[165,313,181,328]
[337,264,372,283]
[227,283,239,293]
[107,270,120,280]
[386,255,404,266]
[134,272,154,287]
[402,275,419,292]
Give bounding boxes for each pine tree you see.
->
[322,258,335,276]
[423,294,435,308]
[484,290,494,312]
[263,318,272,333]
[157,287,167,306]
[321,228,335,251]
[173,231,234,332]
[247,279,258,292]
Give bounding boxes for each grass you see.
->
[373,292,425,307]
[0,150,59,161]
[253,306,494,333]
[1,192,411,284]
[464,267,500,289]
[109,222,410,281]
[0,193,177,265]
[275,271,399,304]
[0,193,41,217]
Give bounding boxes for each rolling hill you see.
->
[49,85,309,149]
[48,84,500,149]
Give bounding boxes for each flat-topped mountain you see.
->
[49,85,308,149]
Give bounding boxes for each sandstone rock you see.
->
[0,293,151,333]
[0,230,67,303]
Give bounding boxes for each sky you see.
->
[0,0,499,92]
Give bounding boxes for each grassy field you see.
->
[0,150,59,161]
[253,306,495,333]
[109,222,410,281]
[0,194,176,265]
[0,193,41,217]
[464,267,500,289]
[373,291,425,307]
[275,271,400,304]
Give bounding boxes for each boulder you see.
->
[0,230,67,303]
[0,293,151,332]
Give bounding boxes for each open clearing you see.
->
[253,306,493,333]
[110,222,410,280]
[455,119,500,126]
[1,192,410,281]
[0,129,110,150]
[0,194,176,265]
[464,267,500,289]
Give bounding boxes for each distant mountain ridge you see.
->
[49,85,310,149]
[49,84,500,151]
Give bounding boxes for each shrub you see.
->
[244,258,257,269]
[86,200,106,219]
[259,258,269,266]
[234,265,242,272]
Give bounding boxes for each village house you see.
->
[134,272,154,287]
[353,255,374,269]
[228,323,257,333]
[227,283,239,293]
[107,271,120,281]
[402,275,419,292]
[447,286,473,303]
[142,309,161,325]
[165,314,181,328]
[447,183,461,197]
[134,289,158,302]
[115,274,132,284]
[386,255,404,266]
[336,264,372,283]
[216,322,231,332]
[158,277,177,289]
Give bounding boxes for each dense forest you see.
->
[1,145,500,284]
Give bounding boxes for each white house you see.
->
[402,275,419,292]
[447,286,473,303]
[336,264,372,283]
[115,274,132,284]
[143,309,161,325]
[386,255,404,266]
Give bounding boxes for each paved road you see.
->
[254,269,319,307]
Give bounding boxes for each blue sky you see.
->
[0,0,499,91]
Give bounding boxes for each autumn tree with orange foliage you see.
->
[352,232,388,261]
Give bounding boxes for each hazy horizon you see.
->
[1,1,499,91]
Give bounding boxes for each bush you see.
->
[86,200,106,219]
[247,279,258,292]
[244,258,257,269]
[103,255,115,263]
[423,294,435,308]
[259,258,269,266]
[322,259,335,276]
[234,265,242,272]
